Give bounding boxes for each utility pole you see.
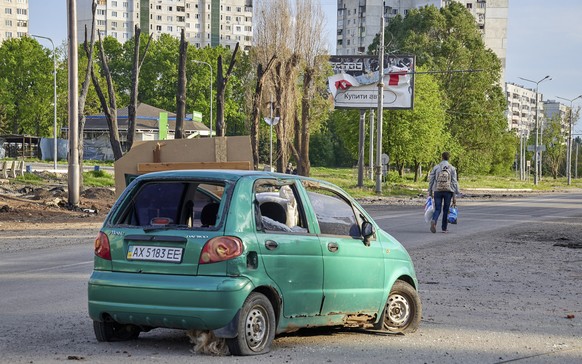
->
[375,14,385,194]
[68,0,80,206]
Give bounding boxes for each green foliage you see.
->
[385,66,452,173]
[0,37,53,135]
[370,2,510,175]
[542,114,567,179]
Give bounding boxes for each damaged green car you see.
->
[88,170,421,355]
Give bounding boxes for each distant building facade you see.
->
[505,82,544,136]
[543,100,568,134]
[336,0,508,78]
[0,0,28,43]
[77,0,252,50]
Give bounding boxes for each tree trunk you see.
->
[216,42,239,137]
[249,56,276,169]
[91,32,123,160]
[298,67,314,176]
[127,26,152,150]
[175,28,187,139]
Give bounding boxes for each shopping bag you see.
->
[424,197,434,223]
[447,206,458,224]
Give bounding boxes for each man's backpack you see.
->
[435,166,452,191]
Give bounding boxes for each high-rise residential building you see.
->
[0,0,29,43]
[77,0,252,50]
[543,100,568,133]
[336,0,508,78]
[505,82,544,135]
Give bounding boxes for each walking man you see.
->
[428,152,460,233]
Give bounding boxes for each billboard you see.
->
[328,55,415,110]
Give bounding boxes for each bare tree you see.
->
[91,32,123,160]
[292,0,328,176]
[175,28,187,139]
[216,42,240,137]
[254,0,298,172]
[249,55,276,169]
[127,25,153,149]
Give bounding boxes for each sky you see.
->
[28,1,582,135]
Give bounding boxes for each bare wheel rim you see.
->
[244,305,269,351]
[387,293,411,328]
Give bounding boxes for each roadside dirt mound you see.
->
[0,182,115,226]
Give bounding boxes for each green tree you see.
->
[542,114,567,179]
[371,2,512,174]
[0,37,53,136]
[384,67,452,181]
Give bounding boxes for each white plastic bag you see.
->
[424,197,434,223]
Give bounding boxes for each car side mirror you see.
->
[362,221,375,246]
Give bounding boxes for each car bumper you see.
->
[88,270,253,330]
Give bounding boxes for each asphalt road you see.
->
[0,193,581,363]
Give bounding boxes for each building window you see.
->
[16,8,26,14]
[5,8,12,14]
[466,3,473,9]
[112,1,117,7]
[112,11,117,17]
[4,19,11,26]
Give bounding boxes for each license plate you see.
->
[127,245,183,263]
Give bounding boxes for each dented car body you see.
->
[88,170,421,355]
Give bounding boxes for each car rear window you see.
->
[111,180,225,229]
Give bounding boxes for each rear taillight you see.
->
[199,236,243,264]
[94,232,111,260]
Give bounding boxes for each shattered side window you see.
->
[254,181,309,234]
[305,187,360,237]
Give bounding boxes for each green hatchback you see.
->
[88,170,421,355]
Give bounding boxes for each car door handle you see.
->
[327,242,339,252]
[265,240,278,250]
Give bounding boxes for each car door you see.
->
[302,183,385,316]
[253,179,324,318]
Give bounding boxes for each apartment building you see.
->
[505,82,544,136]
[78,0,252,50]
[0,0,28,43]
[336,0,508,77]
[543,100,568,134]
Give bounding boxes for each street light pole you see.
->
[193,60,213,138]
[519,75,551,185]
[556,95,582,185]
[31,34,58,171]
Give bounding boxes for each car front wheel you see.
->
[378,280,421,333]
[93,320,141,342]
[226,292,276,356]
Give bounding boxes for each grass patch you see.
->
[310,167,582,197]
[83,170,115,187]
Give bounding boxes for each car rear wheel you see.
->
[93,320,141,342]
[226,292,276,356]
[376,280,421,333]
